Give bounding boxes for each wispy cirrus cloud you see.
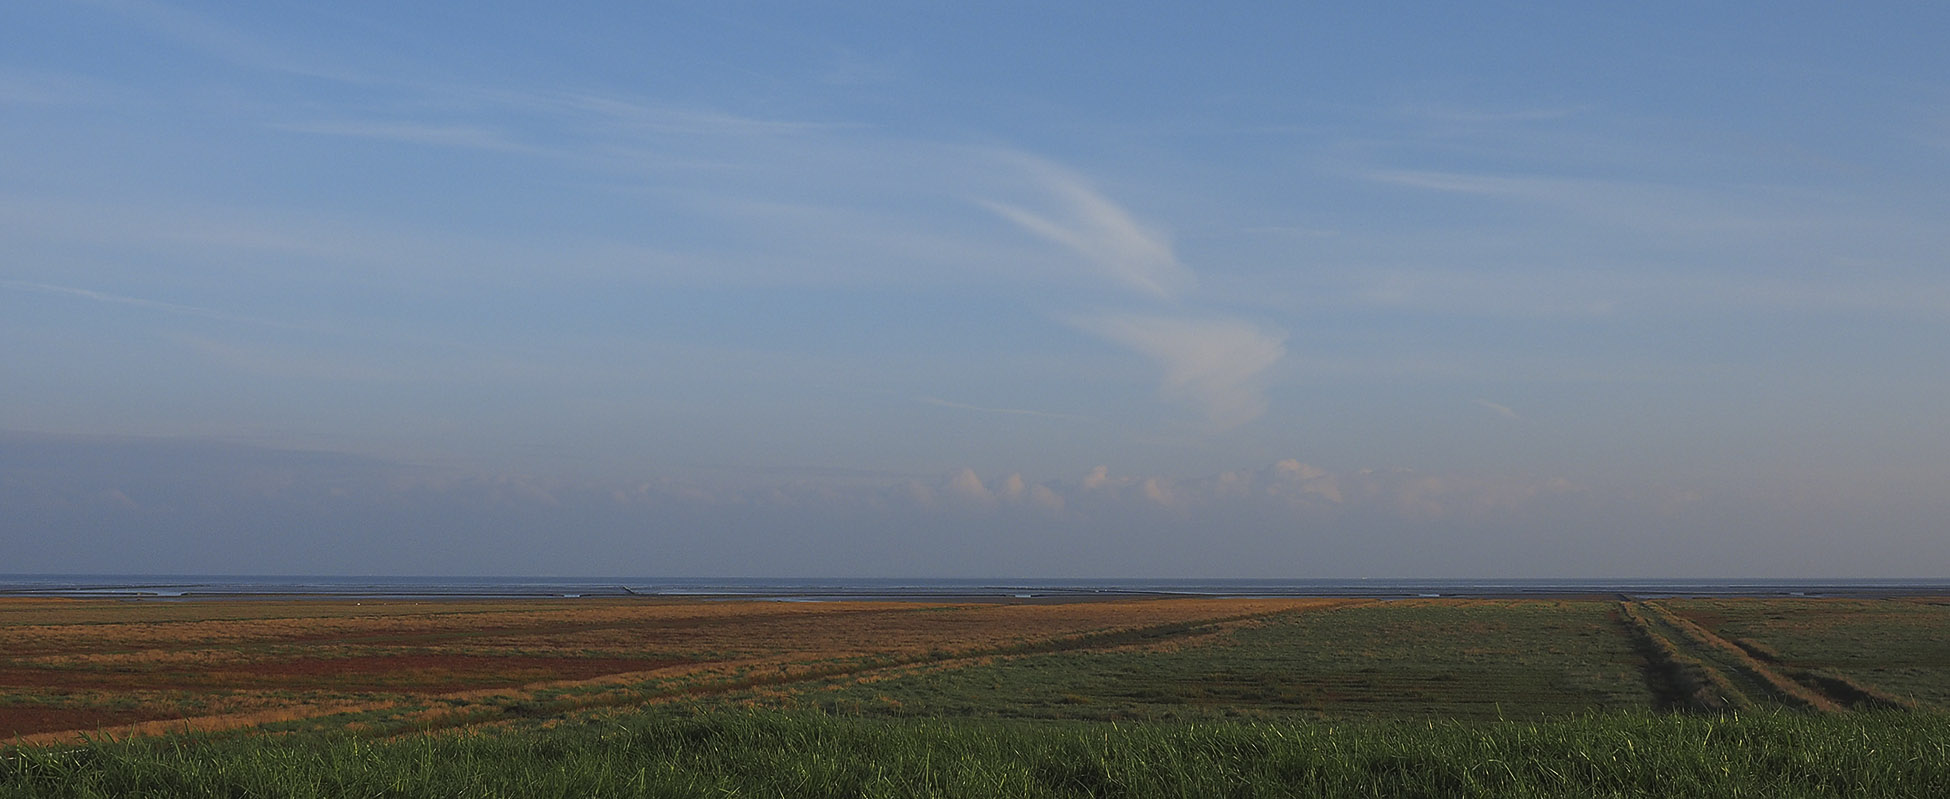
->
[0,279,291,328]
[1360,166,1829,237]
[976,154,1285,429]
[265,89,844,163]
[3,279,214,316]
[980,160,1192,299]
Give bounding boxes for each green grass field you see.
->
[766,600,1655,721]
[6,596,1950,796]
[7,709,1949,798]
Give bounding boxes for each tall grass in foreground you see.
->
[6,709,1948,798]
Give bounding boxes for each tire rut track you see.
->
[1622,601,1843,713]
[1654,603,1919,712]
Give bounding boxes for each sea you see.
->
[2,575,1946,602]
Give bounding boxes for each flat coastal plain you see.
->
[6,594,1949,742]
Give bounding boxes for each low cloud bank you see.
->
[6,432,1938,578]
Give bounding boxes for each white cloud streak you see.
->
[974,155,1286,428]
[3,279,210,315]
[0,279,289,328]
[1360,167,1827,238]
[980,161,1192,299]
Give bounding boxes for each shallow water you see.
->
[2,574,1945,601]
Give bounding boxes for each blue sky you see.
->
[4,2,1948,576]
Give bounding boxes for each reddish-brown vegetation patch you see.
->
[0,705,185,739]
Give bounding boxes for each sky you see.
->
[3,2,1948,577]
